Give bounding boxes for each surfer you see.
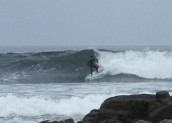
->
[87,55,99,75]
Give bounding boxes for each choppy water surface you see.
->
[0,82,172,123]
[0,46,172,123]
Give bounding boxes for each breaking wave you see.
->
[0,94,112,117]
[0,49,172,83]
[97,50,172,80]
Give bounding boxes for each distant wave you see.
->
[0,49,172,83]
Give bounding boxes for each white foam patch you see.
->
[96,50,172,79]
[2,117,37,123]
[1,74,20,82]
[0,72,28,83]
[0,93,120,117]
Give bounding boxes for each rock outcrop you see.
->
[39,91,172,123]
[39,118,75,123]
[81,91,172,123]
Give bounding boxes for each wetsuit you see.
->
[87,58,99,75]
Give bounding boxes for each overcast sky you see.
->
[0,0,172,46]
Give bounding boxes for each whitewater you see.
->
[0,47,172,123]
[96,50,172,79]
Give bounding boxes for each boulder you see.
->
[149,105,172,122]
[39,120,59,123]
[59,118,75,123]
[39,120,52,123]
[99,94,155,122]
[97,91,172,123]
[82,109,99,123]
[39,91,172,123]
[98,118,123,123]
[156,91,170,103]
[77,121,83,123]
[39,118,74,123]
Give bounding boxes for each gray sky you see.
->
[0,0,172,46]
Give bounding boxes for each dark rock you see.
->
[39,120,51,123]
[39,118,74,123]
[98,118,123,123]
[83,109,99,123]
[39,91,172,123]
[156,91,170,102]
[64,118,75,123]
[99,94,155,122]
[97,91,172,123]
[77,121,82,123]
[39,120,59,123]
[59,118,75,123]
[149,105,172,122]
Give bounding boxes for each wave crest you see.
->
[1,49,172,83]
[97,50,172,79]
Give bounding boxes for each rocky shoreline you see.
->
[40,91,172,123]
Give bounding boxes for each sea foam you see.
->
[0,94,113,117]
[96,50,172,79]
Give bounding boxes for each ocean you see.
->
[0,46,172,123]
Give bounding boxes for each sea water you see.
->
[0,46,172,123]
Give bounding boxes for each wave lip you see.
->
[96,50,172,80]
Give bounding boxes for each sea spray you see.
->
[96,50,172,79]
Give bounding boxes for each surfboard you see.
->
[85,70,104,81]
